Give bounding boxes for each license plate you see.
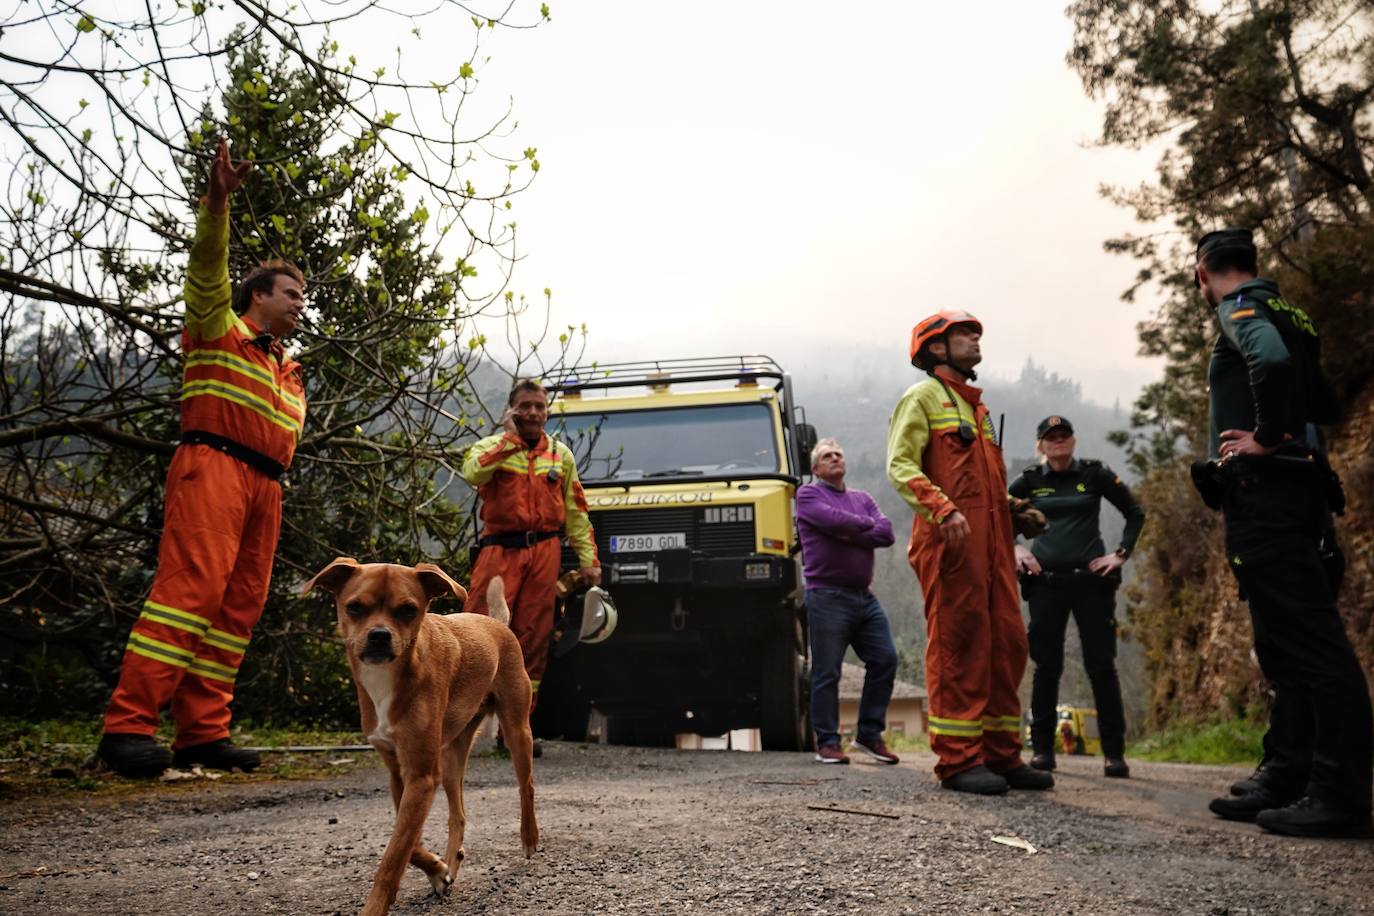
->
[608,532,686,553]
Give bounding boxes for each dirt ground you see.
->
[2,743,1371,915]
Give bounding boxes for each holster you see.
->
[1313,449,1347,516]
[1189,459,1225,511]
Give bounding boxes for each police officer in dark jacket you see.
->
[1009,416,1144,779]
[1194,228,1371,838]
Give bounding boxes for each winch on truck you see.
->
[530,356,819,751]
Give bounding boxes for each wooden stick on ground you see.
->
[805,803,900,819]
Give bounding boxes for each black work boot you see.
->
[172,739,261,772]
[1208,786,1296,823]
[1229,762,1269,797]
[999,764,1054,790]
[1256,797,1374,838]
[97,733,172,778]
[940,765,1009,795]
[1029,751,1056,772]
[1104,757,1131,779]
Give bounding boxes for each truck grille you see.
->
[590,507,755,555]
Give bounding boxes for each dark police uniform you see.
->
[1206,263,1371,821]
[1009,448,1144,760]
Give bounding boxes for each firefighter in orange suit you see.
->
[97,139,307,778]
[886,311,1053,795]
[462,378,600,727]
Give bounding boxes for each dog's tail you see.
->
[486,576,511,625]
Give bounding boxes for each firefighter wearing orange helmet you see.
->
[98,139,307,778]
[886,310,1052,794]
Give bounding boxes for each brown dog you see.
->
[303,558,538,916]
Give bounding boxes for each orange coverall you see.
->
[103,205,305,748]
[462,431,597,705]
[886,374,1025,781]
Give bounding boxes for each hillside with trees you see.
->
[1067,0,1374,726]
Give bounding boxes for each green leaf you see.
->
[75,14,96,33]
[192,1,206,13]
[540,3,551,20]
[459,62,474,79]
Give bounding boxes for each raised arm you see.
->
[460,432,523,487]
[185,139,251,341]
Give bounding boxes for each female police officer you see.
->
[1008,416,1144,778]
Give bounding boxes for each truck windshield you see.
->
[550,403,779,481]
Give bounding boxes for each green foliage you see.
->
[882,729,930,754]
[1068,0,1374,470]
[2,13,562,727]
[1118,463,1226,727]
[1128,714,1266,765]
[1069,1,1374,728]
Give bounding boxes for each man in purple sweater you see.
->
[798,437,900,764]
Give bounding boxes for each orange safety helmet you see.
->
[909,310,983,369]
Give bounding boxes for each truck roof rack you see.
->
[547,355,786,394]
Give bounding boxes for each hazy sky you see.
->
[441,1,1168,407]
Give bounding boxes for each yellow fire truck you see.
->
[533,356,819,751]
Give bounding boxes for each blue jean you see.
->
[806,587,898,749]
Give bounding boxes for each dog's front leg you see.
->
[379,748,449,892]
[439,717,485,884]
[362,770,439,916]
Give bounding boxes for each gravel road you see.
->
[3,744,1371,914]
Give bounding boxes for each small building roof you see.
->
[838,662,926,700]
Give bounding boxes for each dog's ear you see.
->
[415,563,468,605]
[302,557,361,596]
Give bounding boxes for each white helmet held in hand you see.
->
[579,586,618,644]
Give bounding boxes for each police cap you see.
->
[1036,415,1074,439]
[1196,228,1255,259]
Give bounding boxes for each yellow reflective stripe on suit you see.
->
[982,715,1022,732]
[126,632,195,669]
[203,628,251,653]
[139,600,212,637]
[187,655,239,684]
[928,715,983,736]
[181,379,303,434]
[185,351,305,412]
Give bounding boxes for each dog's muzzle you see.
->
[360,627,395,663]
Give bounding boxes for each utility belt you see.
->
[1021,567,1119,590]
[478,530,562,549]
[1190,444,1344,515]
[180,429,285,481]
